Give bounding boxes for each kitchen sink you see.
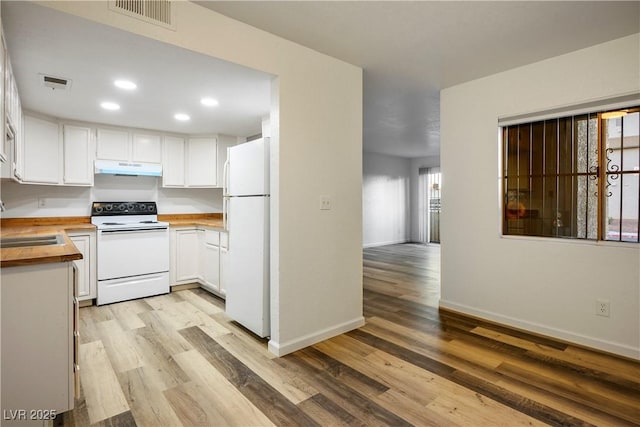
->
[1,234,65,248]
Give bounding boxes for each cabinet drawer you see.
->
[204,229,219,246]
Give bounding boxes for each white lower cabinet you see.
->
[200,229,221,293]
[68,231,97,301]
[171,228,200,284]
[219,231,228,296]
[170,226,226,297]
[1,262,77,420]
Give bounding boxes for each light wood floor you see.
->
[57,243,640,426]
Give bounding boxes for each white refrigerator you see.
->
[223,138,270,338]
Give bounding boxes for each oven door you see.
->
[97,227,169,280]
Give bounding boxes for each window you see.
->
[501,106,639,242]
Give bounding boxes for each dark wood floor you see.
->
[58,243,640,426]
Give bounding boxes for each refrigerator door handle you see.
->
[223,158,230,197]
[223,196,228,231]
[222,158,230,231]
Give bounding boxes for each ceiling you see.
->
[2,2,272,137]
[196,1,640,158]
[3,2,639,157]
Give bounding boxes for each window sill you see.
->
[499,234,639,249]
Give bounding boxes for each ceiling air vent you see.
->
[40,74,72,90]
[109,0,175,30]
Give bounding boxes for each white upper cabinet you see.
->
[96,128,162,164]
[23,115,60,184]
[22,115,94,186]
[96,128,130,161]
[162,135,185,187]
[132,133,162,163]
[63,125,94,186]
[187,137,217,187]
[162,136,217,188]
[1,37,23,182]
[0,34,6,164]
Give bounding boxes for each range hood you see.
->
[94,160,162,177]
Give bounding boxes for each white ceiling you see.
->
[196,1,640,158]
[2,2,273,137]
[3,2,639,157]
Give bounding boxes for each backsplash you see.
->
[0,175,223,218]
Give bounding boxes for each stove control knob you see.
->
[95,206,103,213]
[105,204,113,211]
[139,204,147,211]
[118,204,126,211]
[127,204,134,211]
[148,204,156,212]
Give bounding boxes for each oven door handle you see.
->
[100,227,168,233]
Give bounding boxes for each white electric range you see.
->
[91,201,170,305]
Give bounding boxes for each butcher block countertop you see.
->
[1,213,224,268]
[160,213,224,230]
[0,217,92,267]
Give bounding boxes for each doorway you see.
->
[419,167,441,244]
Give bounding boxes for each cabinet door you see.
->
[69,232,96,301]
[0,36,6,164]
[132,133,162,163]
[175,229,199,282]
[187,137,216,187]
[1,263,74,413]
[162,136,185,187]
[96,128,129,161]
[63,125,94,186]
[218,231,228,296]
[13,96,23,181]
[70,234,90,299]
[5,58,13,124]
[202,243,220,292]
[23,115,60,184]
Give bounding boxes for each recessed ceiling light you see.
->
[200,97,219,107]
[174,113,190,121]
[114,80,137,90]
[100,101,120,111]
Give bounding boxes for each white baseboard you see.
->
[268,316,365,357]
[439,300,639,360]
[363,239,408,248]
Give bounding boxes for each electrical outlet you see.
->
[596,299,610,317]
[38,198,47,208]
[320,195,332,210]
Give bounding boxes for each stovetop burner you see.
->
[90,202,168,230]
[91,201,157,216]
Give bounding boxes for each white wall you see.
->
[441,34,640,359]
[42,1,363,356]
[409,156,440,242]
[362,152,411,247]
[0,177,223,218]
